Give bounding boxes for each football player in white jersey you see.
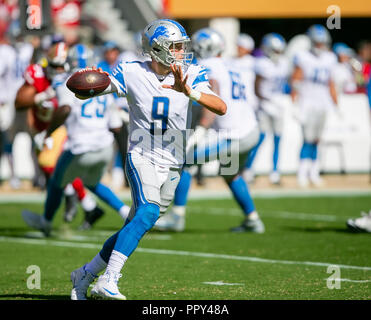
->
[331,42,358,94]
[291,25,338,187]
[243,33,290,185]
[155,28,265,234]
[22,44,131,234]
[68,20,226,300]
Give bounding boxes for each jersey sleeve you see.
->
[293,51,305,69]
[109,61,128,97]
[255,58,270,78]
[56,81,76,107]
[190,65,210,91]
[106,97,123,129]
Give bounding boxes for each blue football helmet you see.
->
[261,33,286,61]
[142,19,193,69]
[333,42,353,57]
[307,24,331,45]
[191,28,225,59]
[67,44,95,72]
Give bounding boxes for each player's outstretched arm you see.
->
[162,64,227,116]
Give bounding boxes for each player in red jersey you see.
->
[15,42,105,226]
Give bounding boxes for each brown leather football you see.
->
[66,69,111,97]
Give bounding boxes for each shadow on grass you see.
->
[282,225,364,234]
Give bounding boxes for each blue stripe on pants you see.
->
[125,153,147,208]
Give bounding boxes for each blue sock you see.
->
[273,135,281,172]
[228,176,255,215]
[174,170,192,206]
[311,143,318,160]
[245,132,265,169]
[114,151,123,168]
[89,183,125,211]
[43,181,64,222]
[113,203,159,257]
[300,142,312,160]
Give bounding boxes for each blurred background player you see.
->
[1,24,35,189]
[97,41,129,190]
[14,41,105,225]
[21,43,131,236]
[243,33,289,185]
[332,42,359,94]
[155,28,264,233]
[0,26,17,187]
[291,24,339,187]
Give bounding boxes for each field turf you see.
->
[0,193,370,300]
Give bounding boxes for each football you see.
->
[66,69,111,97]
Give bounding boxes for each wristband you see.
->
[188,89,201,102]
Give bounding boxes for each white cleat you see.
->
[297,176,309,188]
[22,210,52,237]
[230,218,265,233]
[154,212,185,232]
[71,264,96,300]
[90,271,126,300]
[347,211,371,233]
[310,175,324,187]
[71,265,96,300]
[269,171,281,185]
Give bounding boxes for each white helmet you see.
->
[142,19,193,69]
[261,33,286,62]
[191,28,225,59]
[67,43,95,72]
[307,24,331,55]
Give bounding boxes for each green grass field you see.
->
[0,193,370,300]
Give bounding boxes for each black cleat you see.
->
[79,207,105,230]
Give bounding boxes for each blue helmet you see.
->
[67,44,95,72]
[307,24,331,45]
[191,28,225,59]
[142,19,193,68]
[333,42,353,57]
[261,33,286,60]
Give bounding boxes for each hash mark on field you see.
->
[1,236,370,272]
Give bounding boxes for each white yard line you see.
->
[0,236,370,272]
[0,189,369,203]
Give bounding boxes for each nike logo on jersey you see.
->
[170,177,178,181]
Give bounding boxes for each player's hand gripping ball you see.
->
[66,67,110,97]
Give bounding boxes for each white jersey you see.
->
[12,42,34,93]
[56,74,122,155]
[331,62,357,94]
[229,55,258,111]
[0,43,17,104]
[199,57,258,139]
[255,55,290,101]
[110,60,214,168]
[294,50,337,108]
